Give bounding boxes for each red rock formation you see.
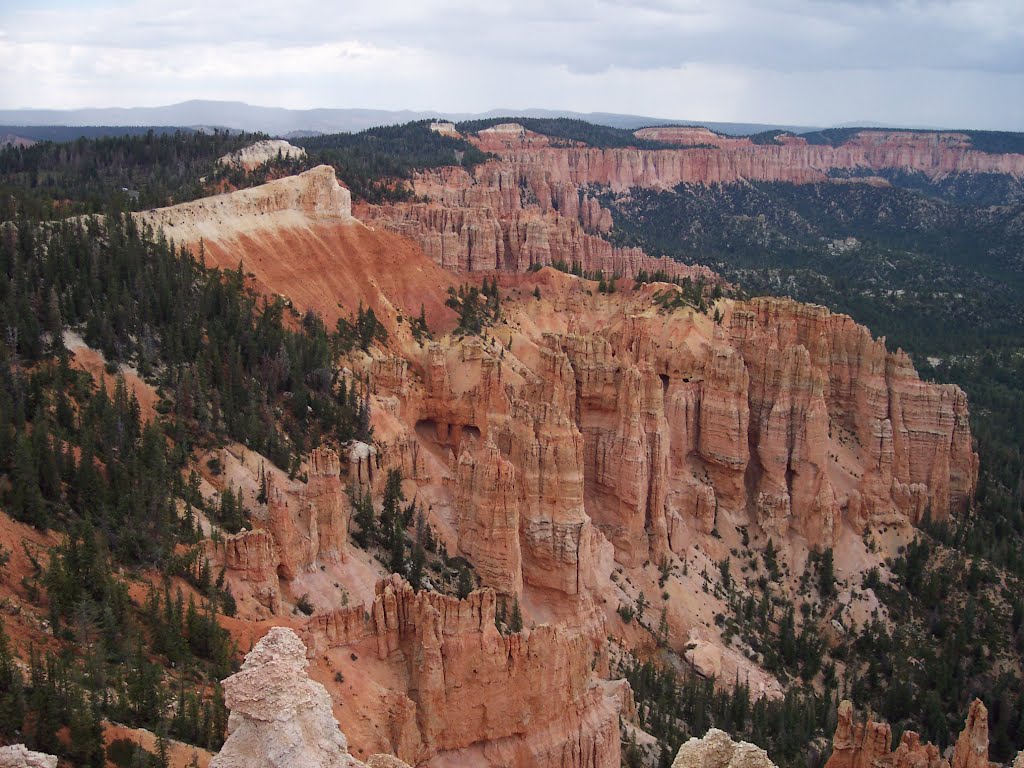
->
[362,198,711,281]
[139,165,459,336]
[146,168,982,765]
[951,700,991,768]
[265,447,350,581]
[367,127,1023,284]
[365,576,623,767]
[413,340,592,597]
[478,130,1024,192]
[455,439,524,598]
[210,626,410,768]
[729,298,977,533]
[825,700,901,768]
[302,604,369,657]
[825,699,996,768]
[205,529,282,614]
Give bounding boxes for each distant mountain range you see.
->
[0,99,818,137]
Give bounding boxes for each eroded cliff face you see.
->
[358,164,718,282]
[204,446,352,618]
[359,126,1023,282]
[397,285,975,578]
[480,128,1024,191]
[294,575,624,768]
[364,575,623,767]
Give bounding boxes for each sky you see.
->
[0,0,1023,130]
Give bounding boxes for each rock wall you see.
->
[370,576,622,767]
[300,576,624,768]
[362,126,1024,281]
[266,447,350,581]
[728,298,977,531]
[539,294,976,556]
[413,341,593,597]
[362,197,713,281]
[399,287,975,584]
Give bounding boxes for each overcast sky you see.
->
[1,0,1022,129]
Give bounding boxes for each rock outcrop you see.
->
[265,447,349,581]
[205,528,282,613]
[218,140,307,171]
[210,626,362,768]
[205,447,351,615]
[671,729,776,768]
[136,164,352,244]
[363,196,712,281]
[0,746,58,768]
[210,626,408,768]
[825,699,994,768]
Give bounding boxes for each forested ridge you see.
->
[0,121,490,218]
[0,205,383,763]
[457,116,675,148]
[294,120,489,202]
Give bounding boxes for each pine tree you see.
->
[390,532,406,576]
[510,596,523,632]
[457,566,474,599]
[257,462,268,505]
[818,547,836,599]
[409,537,425,590]
[350,485,376,548]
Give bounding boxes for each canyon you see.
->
[8,122,1024,767]
[127,155,981,765]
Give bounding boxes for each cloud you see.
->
[0,0,1021,128]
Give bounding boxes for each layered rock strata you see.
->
[362,125,1024,280]
[204,447,350,614]
[155,168,981,766]
[480,128,1024,191]
[414,289,976,578]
